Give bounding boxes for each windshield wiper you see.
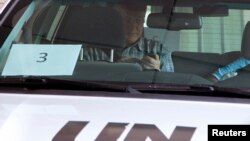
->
[211,86,250,97]
[0,76,249,98]
[184,84,250,98]
[0,76,129,92]
[122,83,250,98]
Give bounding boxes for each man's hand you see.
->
[116,55,161,71]
[140,54,161,71]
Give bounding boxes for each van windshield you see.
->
[0,0,250,92]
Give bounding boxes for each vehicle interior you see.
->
[0,0,250,89]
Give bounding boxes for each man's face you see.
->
[119,6,146,46]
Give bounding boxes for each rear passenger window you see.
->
[179,9,250,54]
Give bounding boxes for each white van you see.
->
[0,0,250,141]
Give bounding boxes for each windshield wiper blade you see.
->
[189,84,250,98]
[125,83,250,98]
[213,86,250,96]
[0,76,129,92]
[1,77,249,97]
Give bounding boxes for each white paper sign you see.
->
[2,44,81,76]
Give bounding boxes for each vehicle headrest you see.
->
[55,5,125,49]
[241,21,250,59]
[147,13,202,30]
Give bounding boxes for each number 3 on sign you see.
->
[37,52,48,63]
[2,44,81,76]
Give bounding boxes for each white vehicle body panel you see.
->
[0,93,249,141]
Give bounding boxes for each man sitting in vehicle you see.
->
[82,2,174,72]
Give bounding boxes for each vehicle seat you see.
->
[216,21,250,87]
[241,21,250,60]
[239,20,250,71]
[54,5,125,49]
[53,4,125,62]
[220,21,250,71]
